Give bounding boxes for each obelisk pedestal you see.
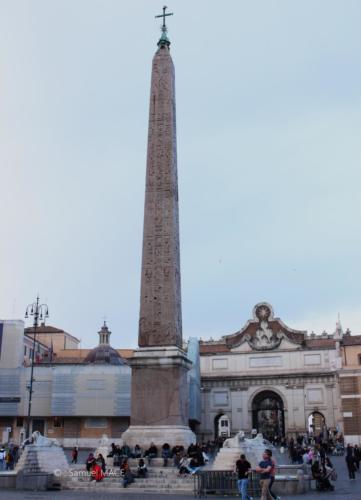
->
[122,12,196,448]
[121,347,196,447]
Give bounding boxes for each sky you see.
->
[0,1,360,348]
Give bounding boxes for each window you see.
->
[249,356,282,368]
[16,417,24,427]
[307,389,323,404]
[213,391,229,407]
[304,354,321,365]
[53,417,64,428]
[212,359,228,370]
[358,354,361,365]
[84,418,108,428]
[24,346,27,356]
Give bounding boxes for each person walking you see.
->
[5,450,14,470]
[345,444,356,480]
[354,445,360,471]
[256,451,273,500]
[235,453,253,500]
[0,447,5,471]
[265,449,281,500]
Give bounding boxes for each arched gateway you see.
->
[308,411,326,435]
[252,390,285,440]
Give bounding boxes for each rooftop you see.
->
[25,323,80,343]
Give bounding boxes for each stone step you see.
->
[64,477,193,485]
[129,480,193,486]
[63,463,195,494]
[63,474,184,481]
[66,468,183,478]
[64,482,193,492]
[63,481,193,491]
[128,484,193,490]
[87,458,177,468]
[65,478,193,485]
[67,487,193,495]
[63,470,195,493]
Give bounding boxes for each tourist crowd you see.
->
[74,433,361,494]
[81,441,214,487]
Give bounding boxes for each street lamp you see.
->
[24,295,49,438]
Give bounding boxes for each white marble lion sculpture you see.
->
[22,430,61,448]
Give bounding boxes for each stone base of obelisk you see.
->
[121,425,196,448]
[122,346,196,448]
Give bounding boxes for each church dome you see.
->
[84,322,127,366]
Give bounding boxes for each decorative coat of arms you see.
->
[246,303,284,351]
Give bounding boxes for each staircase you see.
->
[62,461,195,495]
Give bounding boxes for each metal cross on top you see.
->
[155,5,173,30]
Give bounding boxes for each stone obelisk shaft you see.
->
[122,35,195,447]
[138,45,182,348]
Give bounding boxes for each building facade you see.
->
[25,324,80,354]
[2,305,361,447]
[0,319,200,447]
[340,333,361,445]
[199,303,343,442]
[0,320,131,447]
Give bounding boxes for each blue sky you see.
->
[1,1,360,348]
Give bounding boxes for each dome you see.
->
[84,322,127,366]
[84,344,126,365]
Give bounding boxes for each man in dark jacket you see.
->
[235,454,253,500]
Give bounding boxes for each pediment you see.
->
[224,302,306,352]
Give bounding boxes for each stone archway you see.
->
[214,412,224,440]
[308,411,326,435]
[252,390,285,441]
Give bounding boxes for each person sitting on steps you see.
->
[178,455,191,475]
[90,462,104,482]
[97,453,106,473]
[120,458,134,488]
[161,443,171,467]
[144,442,158,465]
[85,453,96,472]
[132,444,142,458]
[137,458,148,478]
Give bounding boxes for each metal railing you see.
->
[194,470,262,497]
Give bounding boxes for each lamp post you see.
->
[25,295,49,438]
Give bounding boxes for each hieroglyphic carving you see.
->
[139,46,182,348]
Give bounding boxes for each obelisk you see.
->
[122,8,196,447]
